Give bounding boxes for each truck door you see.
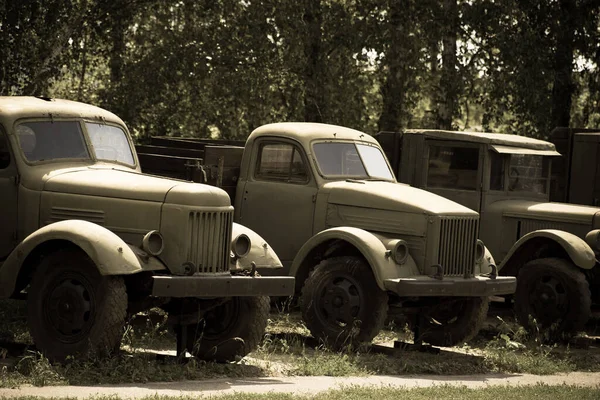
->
[0,130,18,259]
[421,140,483,212]
[238,139,317,272]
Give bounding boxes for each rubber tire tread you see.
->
[515,257,591,339]
[419,297,489,347]
[187,296,270,363]
[27,249,127,362]
[300,256,388,349]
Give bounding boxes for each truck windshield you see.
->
[86,123,135,166]
[313,142,394,181]
[16,121,90,162]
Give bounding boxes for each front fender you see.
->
[290,227,419,291]
[499,229,596,272]
[0,220,159,298]
[231,222,283,270]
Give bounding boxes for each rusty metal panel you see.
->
[186,210,233,273]
[437,216,478,277]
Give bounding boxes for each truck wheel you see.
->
[515,257,591,339]
[418,297,488,347]
[300,256,388,349]
[27,249,127,362]
[186,296,269,362]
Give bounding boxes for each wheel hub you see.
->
[530,276,567,324]
[319,277,361,327]
[46,278,93,340]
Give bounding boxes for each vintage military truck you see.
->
[0,96,294,362]
[375,129,600,337]
[136,122,516,348]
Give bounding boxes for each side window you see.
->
[490,152,505,191]
[426,144,479,190]
[0,131,10,169]
[256,142,309,183]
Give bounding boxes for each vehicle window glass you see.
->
[427,145,479,190]
[508,154,549,195]
[490,152,505,191]
[290,148,308,182]
[356,144,394,180]
[256,143,308,183]
[0,131,10,169]
[16,121,89,162]
[86,123,135,165]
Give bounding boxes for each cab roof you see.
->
[0,96,126,130]
[403,129,556,151]
[249,122,380,147]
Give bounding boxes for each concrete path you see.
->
[1,372,599,398]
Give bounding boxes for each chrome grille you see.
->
[186,210,233,273]
[438,216,479,277]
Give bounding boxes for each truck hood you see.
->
[43,167,230,207]
[323,180,477,216]
[491,200,600,225]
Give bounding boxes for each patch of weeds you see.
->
[265,312,310,337]
[57,353,268,385]
[0,366,29,389]
[481,317,577,375]
[290,349,368,376]
[122,308,176,351]
[0,299,31,344]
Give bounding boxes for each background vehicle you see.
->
[136,122,516,348]
[549,127,600,206]
[375,129,600,338]
[0,97,294,362]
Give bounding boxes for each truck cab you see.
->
[376,129,600,338]
[0,97,293,362]
[137,122,516,348]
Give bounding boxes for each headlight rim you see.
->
[142,230,164,256]
[232,233,251,259]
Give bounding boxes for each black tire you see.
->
[27,249,127,362]
[300,256,388,349]
[418,297,489,347]
[186,296,269,362]
[515,257,591,339]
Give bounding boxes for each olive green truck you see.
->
[0,97,295,362]
[375,129,600,338]
[137,123,516,348]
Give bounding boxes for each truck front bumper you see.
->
[152,275,295,298]
[383,275,516,297]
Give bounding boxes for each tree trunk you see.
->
[377,0,406,132]
[436,0,458,130]
[303,0,325,122]
[550,0,577,129]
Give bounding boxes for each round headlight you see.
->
[142,230,164,256]
[475,239,485,263]
[585,229,600,251]
[232,233,251,258]
[392,239,409,265]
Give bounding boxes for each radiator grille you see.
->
[186,210,233,273]
[438,216,479,277]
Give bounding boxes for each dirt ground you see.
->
[0,372,599,398]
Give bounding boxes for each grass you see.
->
[1,300,600,388]
[1,385,600,400]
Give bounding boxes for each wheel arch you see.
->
[499,229,596,278]
[0,220,156,299]
[289,227,400,293]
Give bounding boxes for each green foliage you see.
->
[1,0,600,139]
